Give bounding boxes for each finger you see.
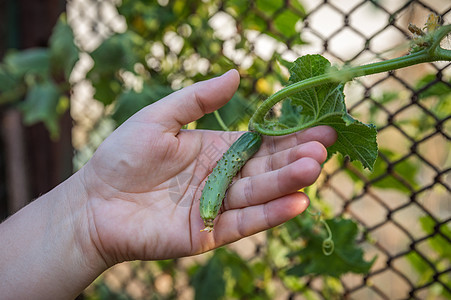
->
[141,69,240,133]
[255,125,337,157]
[213,192,309,245]
[240,141,327,177]
[224,157,321,210]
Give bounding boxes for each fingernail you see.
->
[222,69,238,77]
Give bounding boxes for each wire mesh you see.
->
[67,0,451,299]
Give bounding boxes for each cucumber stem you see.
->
[200,219,214,232]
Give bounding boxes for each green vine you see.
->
[249,24,451,136]
[213,110,230,131]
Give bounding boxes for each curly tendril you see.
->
[306,207,335,256]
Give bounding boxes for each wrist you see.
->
[61,167,110,279]
[45,171,107,295]
[0,169,107,298]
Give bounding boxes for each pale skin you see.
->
[0,70,337,299]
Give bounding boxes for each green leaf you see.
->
[4,48,50,77]
[87,32,142,105]
[405,251,433,278]
[224,0,251,17]
[419,216,451,261]
[373,149,419,192]
[196,93,251,131]
[256,0,284,16]
[49,14,79,80]
[416,74,451,99]
[0,65,15,90]
[274,10,301,38]
[345,148,420,194]
[320,113,377,169]
[415,74,451,120]
[219,249,255,297]
[112,83,173,125]
[281,55,378,170]
[250,0,305,43]
[191,248,263,300]
[119,1,179,37]
[90,77,122,105]
[286,217,375,278]
[88,32,139,75]
[0,63,26,105]
[89,282,131,300]
[279,99,303,128]
[290,0,306,15]
[191,252,226,300]
[242,13,267,32]
[286,55,343,119]
[369,91,398,125]
[19,80,61,137]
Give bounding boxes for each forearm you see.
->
[0,171,106,299]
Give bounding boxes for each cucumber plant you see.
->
[200,16,451,231]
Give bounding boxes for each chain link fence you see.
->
[67,0,450,299]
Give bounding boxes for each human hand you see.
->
[79,70,337,267]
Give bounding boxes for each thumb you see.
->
[144,69,240,133]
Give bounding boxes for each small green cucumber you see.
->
[199,131,262,232]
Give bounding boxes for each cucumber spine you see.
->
[199,131,262,232]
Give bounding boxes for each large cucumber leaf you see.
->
[279,55,378,170]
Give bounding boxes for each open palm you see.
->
[79,70,336,266]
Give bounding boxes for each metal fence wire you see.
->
[67,0,451,299]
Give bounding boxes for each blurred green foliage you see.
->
[406,216,451,299]
[0,15,77,138]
